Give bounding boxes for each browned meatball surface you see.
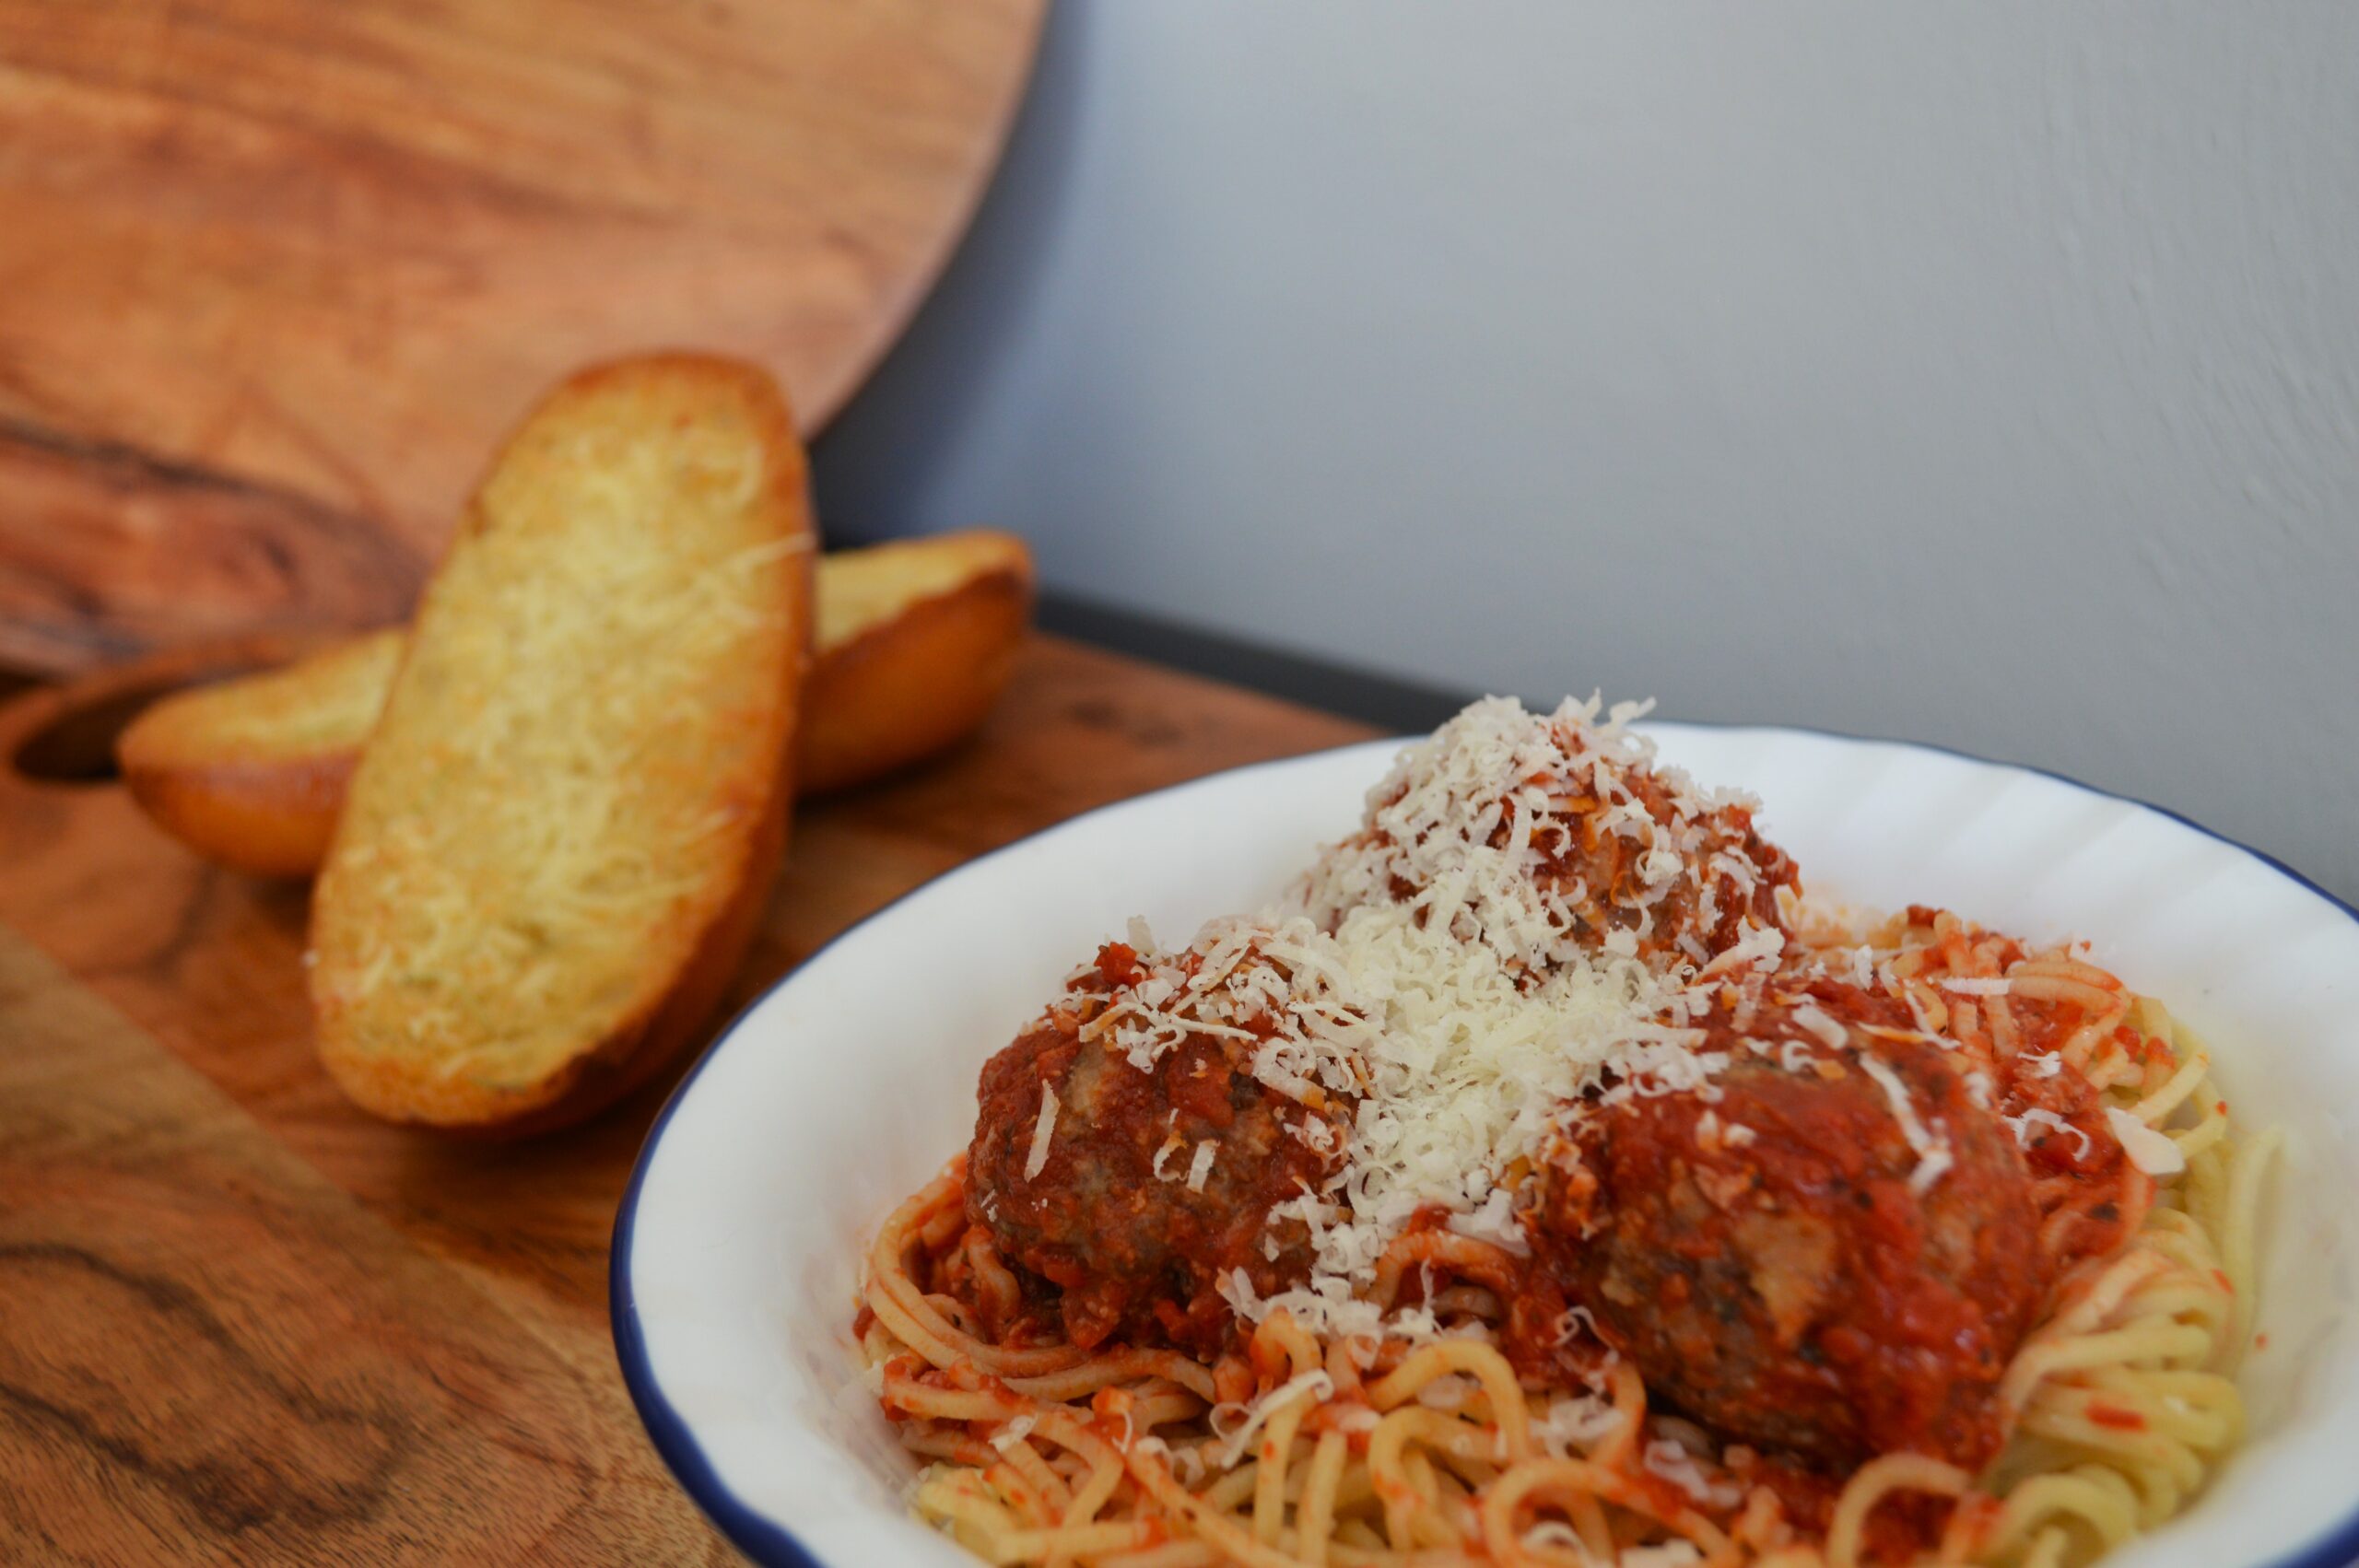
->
[1528,980,2048,1472]
[969,937,1356,1355]
[1516,761,1797,966]
[1297,698,1799,975]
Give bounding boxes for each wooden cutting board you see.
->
[0,0,1044,675]
[0,635,1373,1564]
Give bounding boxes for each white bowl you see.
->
[614,724,2359,1568]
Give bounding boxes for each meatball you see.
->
[1296,696,1797,974]
[1520,758,1796,965]
[968,928,1359,1355]
[1528,982,2047,1472]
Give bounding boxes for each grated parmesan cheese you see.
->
[1213,1369,1336,1469]
[1291,696,1774,980]
[2006,1106,2092,1160]
[1855,1051,1954,1194]
[1229,899,1711,1340]
[1023,1083,1059,1180]
[2106,1106,2188,1176]
[1189,697,1816,1341]
[1696,918,1787,978]
[1186,1140,1220,1193]
[1643,1439,1744,1508]
[1790,1002,1849,1051]
[1533,1392,1622,1457]
[1082,916,1372,1104]
[1045,696,2124,1358]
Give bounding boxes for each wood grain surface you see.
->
[0,0,1045,674]
[0,933,737,1565]
[0,635,1373,1563]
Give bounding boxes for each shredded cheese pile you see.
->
[1078,914,1374,1108]
[1076,696,2120,1345]
[1293,695,1776,974]
[1205,698,1786,1340]
[1219,902,1721,1340]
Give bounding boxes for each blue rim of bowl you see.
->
[612,720,2359,1568]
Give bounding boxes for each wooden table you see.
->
[0,0,1046,674]
[0,637,1372,1564]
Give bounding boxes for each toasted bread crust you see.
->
[310,353,815,1133]
[118,629,402,876]
[123,750,358,878]
[116,532,1033,876]
[799,532,1033,794]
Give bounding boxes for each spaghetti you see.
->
[852,700,2273,1568]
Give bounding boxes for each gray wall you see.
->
[814,2,2359,905]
